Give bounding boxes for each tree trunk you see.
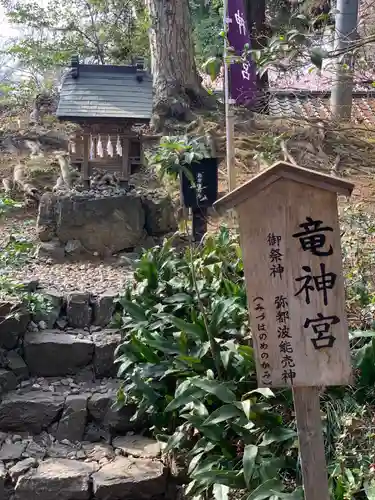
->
[146,0,214,131]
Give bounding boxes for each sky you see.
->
[0,5,18,45]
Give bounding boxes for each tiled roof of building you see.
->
[268,91,375,124]
[57,63,153,121]
[201,70,375,124]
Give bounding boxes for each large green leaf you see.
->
[269,488,304,499]
[246,388,275,399]
[193,379,236,403]
[220,350,233,370]
[365,479,375,499]
[165,386,205,412]
[213,484,229,500]
[164,431,186,453]
[169,316,206,339]
[121,299,147,322]
[203,404,243,425]
[259,458,286,483]
[243,445,258,487]
[188,452,205,474]
[192,469,244,488]
[209,298,237,334]
[116,358,134,377]
[202,56,222,80]
[245,479,283,500]
[242,400,251,419]
[186,415,224,442]
[261,428,297,446]
[164,293,193,304]
[175,379,193,398]
[131,336,160,363]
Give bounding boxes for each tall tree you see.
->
[1,0,149,70]
[146,0,214,131]
[189,0,223,65]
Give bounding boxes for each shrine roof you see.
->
[56,61,153,122]
[213,162,354,214]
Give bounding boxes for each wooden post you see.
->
[223,0,236,192]
[226,105,236,192]
[82,134,90,189]
[293,387,329,500]
[213,161,354,500]
[120,137,130,187]
[192,207,208,243]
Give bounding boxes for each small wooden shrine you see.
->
[56,57,153,186]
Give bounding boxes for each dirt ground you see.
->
[1,151,375,294]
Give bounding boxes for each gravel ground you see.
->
[12,261,135,294]
[1,212,136,294]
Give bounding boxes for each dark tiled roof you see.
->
[56,64,153,120]
[268,91,375,124]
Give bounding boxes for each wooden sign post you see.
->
[213,162,354,500]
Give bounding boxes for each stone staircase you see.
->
[0,286,173,500]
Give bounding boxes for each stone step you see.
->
[23,329,121,378]
[0,432,166,500]
[0,290,119,345]
[0,330,122,390]
[0,379,138,440]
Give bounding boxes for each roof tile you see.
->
[268,91,375,123]
[56,65,153,120]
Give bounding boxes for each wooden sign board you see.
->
[180,157,219,208]
[214,162,354,388]
[214,162,354,500]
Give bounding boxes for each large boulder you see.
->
[112,435,161,459]
[55,193,145,254]
[0,302,30,349]
[36,240,65,261]
[91,291,118,327]
[37,192,58,242]
[14,459,95,500]
[87,383,137,434]
[92,457,165,500]
[93,331,122,378]
[33,289,63,329]
[0,441,26,460]
[0,369,18,394]
[66,292,92,328]
[0,391,65,433]
[6,351,29,380]
[141,191,177,235]
[24,332,94,376]
[56,394,88,443]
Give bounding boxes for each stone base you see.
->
[26,287,119,331]
[36,190,177,257]
[0,378,138,439]
[0,286,178,500]
[0,289,121,404]
[0,432,166,500]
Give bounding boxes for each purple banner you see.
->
[227,0,257,106]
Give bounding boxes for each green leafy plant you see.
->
[322,390,375,500]
[112,205,375,500]
[0,197,24,217]
[148,135,211,183]
[341,205,375,330]
[115,228,301,499]
[0,235,35,272]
